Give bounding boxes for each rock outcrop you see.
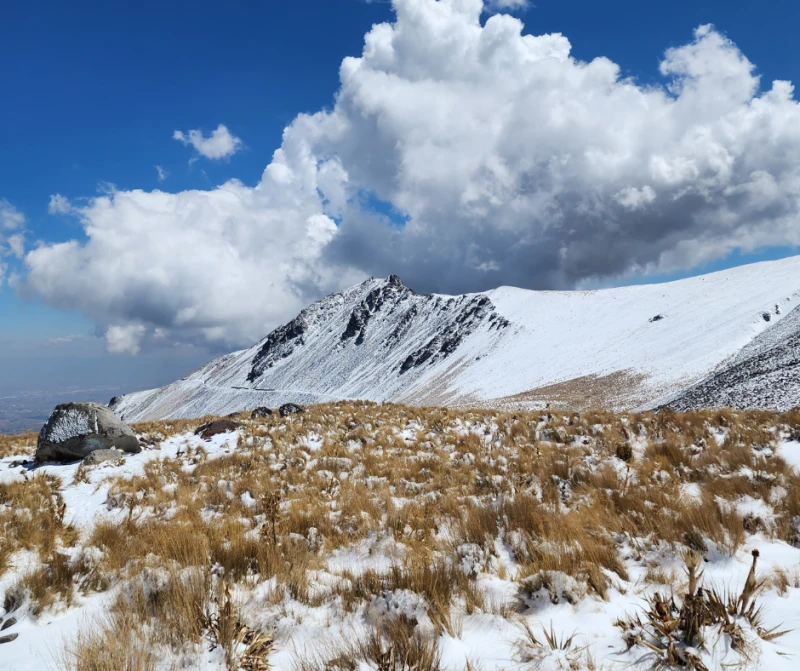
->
[36,403,140,463]
[195,419,241,439]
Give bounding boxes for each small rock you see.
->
[1,617,16,631]
[195,420,241,439]
[0,633,18,644]
[649,314,665,323]
[251,407,273,419]
[83,449,125,465]
[279,403,305,417]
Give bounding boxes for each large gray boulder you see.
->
[36,402,140,463]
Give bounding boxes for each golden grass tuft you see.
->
[1,401,796,669]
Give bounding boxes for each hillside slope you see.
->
[112,257,800,421]
[667,301,800,411]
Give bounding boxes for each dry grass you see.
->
[61,610,158,671]
[2,402,799,669]
[294,613,442,671]
[0,431,36,458]
[0,472,77,582]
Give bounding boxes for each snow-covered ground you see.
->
[0,431,238,670]
[113,256,800,422]
[2,404,800,670]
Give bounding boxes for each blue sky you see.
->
[2,0,800,397]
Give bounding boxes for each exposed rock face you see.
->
[247,315,307,382]
[279,403,305,417]
[666,303,800,411]
[36,403,140,463]
[195,419,241,439]
[398,295,508,374]
[251,407,273,418]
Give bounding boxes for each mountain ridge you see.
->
[111,256,800,421]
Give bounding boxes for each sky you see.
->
[2,0,800,397]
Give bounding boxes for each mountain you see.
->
[111,257,800,422]
[665,296,800,411]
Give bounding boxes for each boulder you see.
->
[36,403,140,463]
[195,420,241,439]
[279,403,305,417]
[251,407,273,419]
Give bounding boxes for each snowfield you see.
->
[2,403,800,670]
[112,256,800,422]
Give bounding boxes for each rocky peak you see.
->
[342,275,414,345]
[386,274,405,289]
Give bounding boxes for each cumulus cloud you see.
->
[48,193,73,215]
[20,0,800,352]
[23,175,361,351]
[316,4,800,291]
[106,324,147,355]
[173,124,243,160]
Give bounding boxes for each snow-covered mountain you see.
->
[111,257,800,421]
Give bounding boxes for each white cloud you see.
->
[0,200,27,284]
[485,0,530,11]
[106,324,147,355]
[155,165,168,182]
[6,233,25,259]
[24,175,361,350]
[173,124,243,160]
[615,186,656,210]
[0,199,25,230]
[317,4,800,290]
[20,0,800,352]
[48,193,73,215]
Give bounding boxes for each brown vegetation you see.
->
[1,402,799,669]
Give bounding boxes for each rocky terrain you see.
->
[112,257,800,421]
[667,303,800,411]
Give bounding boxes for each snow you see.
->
[2,593,114,671]
[4,412,800,671]
[0,430,243,670]
[113,256,800,422]
[778,440,800,473]
[41,407,94,444]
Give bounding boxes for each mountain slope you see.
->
[111,257,800,421]
[666,301,800,411]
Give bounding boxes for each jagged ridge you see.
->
[111,257,800,421]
